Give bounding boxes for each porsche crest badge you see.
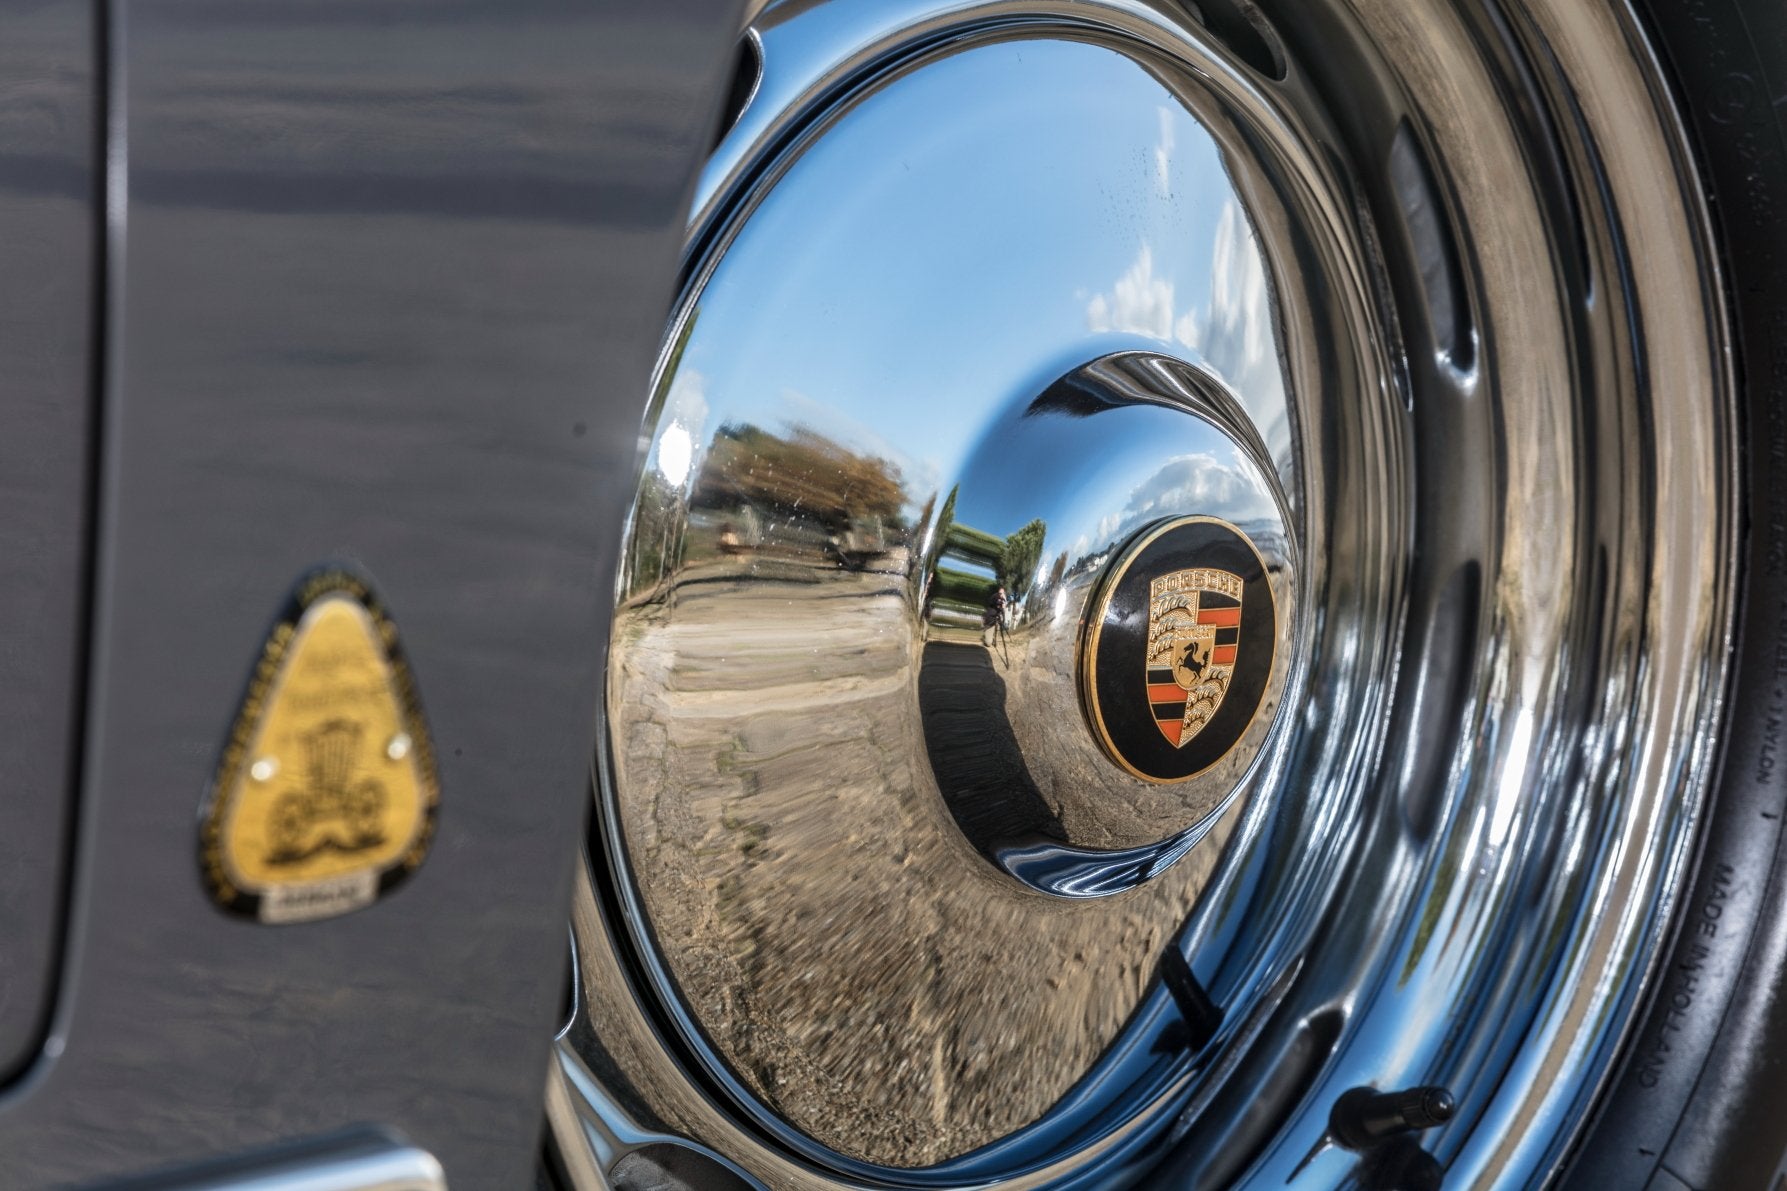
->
[1145,567,1243,747]
[201,571,438,923]
[1080,517,1276,783]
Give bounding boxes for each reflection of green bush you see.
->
[931,566,996,612]
[943,521,1005,564]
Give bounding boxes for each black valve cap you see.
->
[1329,1085,1456,1151]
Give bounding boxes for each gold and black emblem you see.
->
[1146,567,1244,747]
[200,570,438,923]
[1081,517,1276,783]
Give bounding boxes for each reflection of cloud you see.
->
[658,424,693,486]
[664,366,709,431]
[1120,451,1253,522]
[1201,201,1273,390]
[655,367,709,487]
[1080,450,1272,552]
[1082,200,1288,455]
[1082,243,1205,350]
[1083,201,1279,393]
[1174,308,1202,351]
[1154,106,1174,196]
[1086,245,1177,341]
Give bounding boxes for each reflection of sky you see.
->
[1082,202,1279,420]
[948,397,1279,562]
[667,35,1290,533]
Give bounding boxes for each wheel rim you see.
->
[551,0,1737,1187]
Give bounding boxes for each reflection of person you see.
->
[982,585,1008,647]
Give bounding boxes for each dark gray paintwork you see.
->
[0,0,98,1090]
[0,0,739,1184]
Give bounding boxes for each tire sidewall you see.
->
[1566,2,1787,1186]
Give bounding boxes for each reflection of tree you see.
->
[933,486,958,551]
[696,423,906,532]
[924,497,1049,630]
[626,468,688,601]
[999,519,1047,600]
[623,311,703,601]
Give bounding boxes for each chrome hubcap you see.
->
[554,0,1736,1186]
[916,352,1300,894]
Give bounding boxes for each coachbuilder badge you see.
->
[1081,517,1276,783]
[201,571,438,923]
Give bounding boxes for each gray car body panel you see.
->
[0,0,738,1183]
[0,0,97,1090]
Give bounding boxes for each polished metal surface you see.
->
[603,22,1333,1167]
[560,0,1737,1186]
[135,1136,445,1191]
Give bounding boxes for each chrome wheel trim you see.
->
[551,0,1736,1187]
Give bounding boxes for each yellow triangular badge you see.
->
[201,571,438,923]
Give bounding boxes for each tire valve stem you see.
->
[1289,1085,1456,1182]
[1329,1085,1456,1150]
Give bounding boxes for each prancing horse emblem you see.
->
[1145,568,1243,747]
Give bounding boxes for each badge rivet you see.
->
[249,758,279,783]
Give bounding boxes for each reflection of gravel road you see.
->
[608,565,1234,1166]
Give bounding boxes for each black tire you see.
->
[1565,3,1787,1187]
